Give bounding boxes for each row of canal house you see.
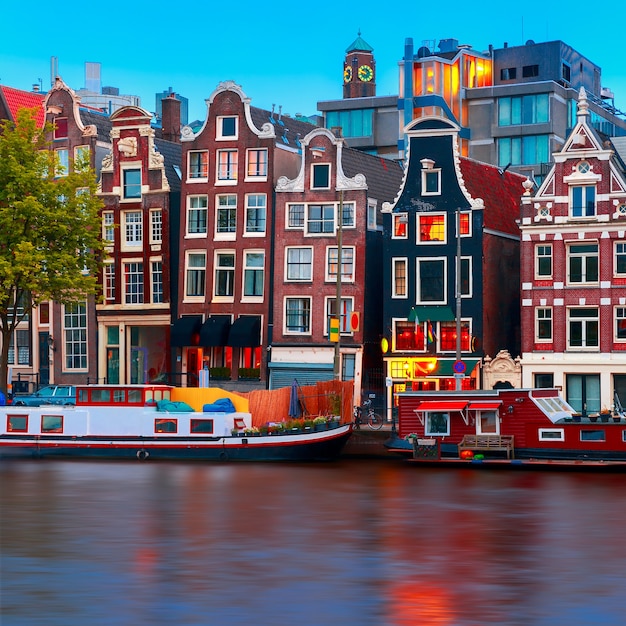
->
[1,78,404,397]
[4,77,626,414]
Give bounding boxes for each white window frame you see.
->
[285,247,313,282]
[216,149,238,184]
[306,204,335,235]
[186,195,208,237]
[215,194,237,240]
[121,210,143,251]
[535,244,553,279]
[63,302,87,371]
[425,412,450,437]
[244,194,267,236]
[392,213,408,239]
[567,307,599,350]
[536,307,553,342]
[104,262,115,302]
[367,199,377,231]
[457,211,472,237]
[459,256,472,298]
[615,242,626,276]
[340,202,356,228]
[326,246,355,283]
[74,145,90,172]
[184,251,206,301]
[569,184,596,218]
[150,209,162,244]
[287,204,305,229]
[538,429,565,442]
[245,148,268,180]
[416,257,447,305]
[151,259,163,304]
[392,258,408,298]
[476,410,500,435]
[421,168,441,196]
[216,115,238,140]
[55,148,69,177]
[284,297,312,335]
[213,251,236,301]
[123,260,144,305]
[242,250,265,301]
[417,212,447,244]
[187,150,208,181]
[121,166,142,200]
[567,242,598,285]
[615,306,626,343]
[325,296,355,335]
[102,211,115,245]
[311,163,331,190]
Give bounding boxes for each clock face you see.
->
[343,66,352,83]
[358,64,373,82]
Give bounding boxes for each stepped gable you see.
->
[460,156,526,235]
[155,138,182,193]
[249,105,319,150]
[0,85,45,126]
[342,148,404,204]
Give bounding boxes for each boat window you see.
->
[538,428,565,441]
[145,390,154,403]
[91,389,111,403]
[622,431,626,443]
[79,389,89,403]
[113,390,125,403]
[41,415,63,433]
[155,418,177,433]
[128,389,142,404]
[425,412,450,436]
[580,429,605,442]
[191,419,214,434]
[7,415,28,432]
[163,390,171,400]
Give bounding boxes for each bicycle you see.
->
[353,399,384,430]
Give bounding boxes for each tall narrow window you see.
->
[616,242,626,275]
[570,185,596,218]
[327,247,355,282]
[393,214,408,238]
[64,302,87,370]
[217,149,238,181]
[536,307,552,341]
[568,308,599,349]
[326,297,354,334]
[417,258,446,303]
[103,211,115,243]
[243,252,264,297]
[104,263,115,301]
[245,194,267,234]
[123,169,141,199]
[287,204,304,228]
[616,307,626,341]
[123,211,143,247]
[285,298,311,333]
[286,248,312,281]
[54,117,68,139]
[124,262,144,304]
[187,196,208,235]
[216,195,237,234]
[215,253,235,297]
[393,258,407,298]
[186,252,206,298]
[151,261,163,303]
[188,151,208,179]
[536,244,552,278]
[246,148,268,178]
[56,148,69,177]
[150,209,162,243]
[311,164,330,189]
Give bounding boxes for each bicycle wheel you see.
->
[368,412,384,430]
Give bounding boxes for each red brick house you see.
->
[269,127,403,395]
[175,81,317,386]
[520,87,626,414]
[97,102,181,384]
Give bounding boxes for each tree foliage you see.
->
[0,107,105,394]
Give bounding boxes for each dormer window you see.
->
[54,117,68,139]
[311,163,330,189]
[420,158,441,195]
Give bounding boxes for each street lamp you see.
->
[333,190,344,380]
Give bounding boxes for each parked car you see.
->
[12,385,77,407]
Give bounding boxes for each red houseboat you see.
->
[386,388,626,468]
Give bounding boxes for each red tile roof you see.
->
[0,85,45,126]
[460,157,527,236]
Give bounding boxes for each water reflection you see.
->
[2,460,626,625]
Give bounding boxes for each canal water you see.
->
[2,458,625,626]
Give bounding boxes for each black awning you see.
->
[227,316,261,347]
[171,315,202,347]
[199,315,231,347]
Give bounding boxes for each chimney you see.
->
[161,93,181,143]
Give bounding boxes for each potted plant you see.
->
[210,366,231,380]
[313,416,328,431]
[238,367,260,380]
[600,406,611,422]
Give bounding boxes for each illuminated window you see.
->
[439,321,470,352]
[418,214,446,243]
[246,148,267,178]
[395,320,424,351]
[393,214,408,238]
[217,149,238,181]
[155,418,177,433]
[326,247,355,282]
[458,212,471,236]
[392,259,407,298]
[616,307,626,341]
[188,151,208,179]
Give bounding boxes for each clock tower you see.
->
[343,32,376,99]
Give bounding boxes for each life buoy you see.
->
[137,449,149,461]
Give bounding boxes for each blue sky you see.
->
[1,1,625,124]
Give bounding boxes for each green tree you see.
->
[0,107,105,396]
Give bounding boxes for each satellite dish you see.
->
[525,39,536,46]
[417,46,431,58]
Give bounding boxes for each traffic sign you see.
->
[329,317,340,342]
[453,360,466,374]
